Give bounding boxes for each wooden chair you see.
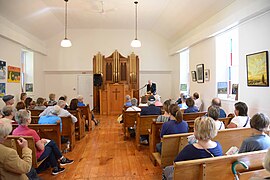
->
[153,127,258,168]
[149,121,163,163]
[78,104,92,131]
[2,135,44,168]
[173,150,269,180]
[61,116,76,151]
[135,114,159,150]
[68,109,85,140]
[122,110,140,140]
[12,122,61,151]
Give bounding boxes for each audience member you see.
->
[47,93,57,106]
[0,106,16,123]
[38,105,62,131]
[208,105,225,130]
[138,96,148,107]
[39,100,77,123]
[2,95,15,106]
[193,92,203,111]
[77,95,85,107]
[178,95,188,109]
[184,97,199,113]
[154,95,163,107]
[126,98,141,111]
[13,110,73,175]
[69,98,79,110]
[20,92,27,102]
[124,95,132,107]
[163,117,222,179]
[211,98,226,118]
[156,99,172,122]
[16,101,26,111]
[34,97,47,110]
[227,102,250,128]
[59,96,68,109]
[24,97,33,109]
[156,104,188,153]
[0,120,33,179]
[239,113,270,153]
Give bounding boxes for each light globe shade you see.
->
[131,39,141,48]
[61,38,72,47]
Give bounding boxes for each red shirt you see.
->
[12,125,44,159]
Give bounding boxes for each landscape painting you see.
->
[246,51,269,86]
[217,82,227,94]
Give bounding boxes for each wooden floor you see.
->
[39,115,162,179]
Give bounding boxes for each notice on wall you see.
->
[7,66,21,83]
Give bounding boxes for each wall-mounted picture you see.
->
[0,83,6,98]
[25,83,33,92]
[7,66,21,83]
[246,51,269,86]
[217,82,228,94]
[205,69,210,81]
[180,84,187,91]
[191,71,197,82]
[196,64,204,83]
[0,60,6,80]
[232,84,238,95]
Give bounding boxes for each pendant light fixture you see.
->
[61,0,72,47]
[131,1,141,48]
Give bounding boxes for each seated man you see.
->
[0,105,16,124]
[126,98,141,111]
[211,98,226,118]
[193,92,203,111]
[124,95,132,107]
[2,95,15,106]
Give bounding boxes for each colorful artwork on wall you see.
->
[0,83,5,98]
[7,66,21,83]
[0,60,6,80]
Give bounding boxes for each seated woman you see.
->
[184,97,199,113]
[154,95,163,107]
[156,99,172,122]
[34,97,47,110]
[163,116,223,179]
[156,104,188,153]
[12,110,73,175]
[138,96,148,107]
[239,113,270,153]
[16,101,26,111]
[124,95,132,107]
[227,102,250,128]
[208,105,225,130]
[0,119,32,180]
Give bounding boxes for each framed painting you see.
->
[191,71,197,82]
[196,64,204,83]
[246,51,269,86]
[204,69,210,81]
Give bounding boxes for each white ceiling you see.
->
[0,0,235,42]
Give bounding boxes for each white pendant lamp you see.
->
[131,1,141,48]
[61,0,72,47]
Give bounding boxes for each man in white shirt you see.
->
[193,92,203,111]
[126,98,141,111]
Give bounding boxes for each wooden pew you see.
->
[135,114,159,150]
[61,116,76,151]
[12,122,61,151]
[153,127,258,168]
[188,117,232,132]
[183,111,207,121]
[149,121,163,163]
[173,150,269,180]
[122,110,140,140]
[68,109,85,140]
[78,104,92,131]
[2,135,41,168]
[29,109,43,116]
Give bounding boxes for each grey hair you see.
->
[0,120,12,139]
[131,98,138,106]
[50,105,61,115]
[15,110,31,125]
[125,95,131,101]
[57,100,66,108]
[2,105,16,117]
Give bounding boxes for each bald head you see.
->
[211,98,221,107]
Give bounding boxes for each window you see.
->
[21,50,34,93]
[180,49,190,95]
[216,28,239,100]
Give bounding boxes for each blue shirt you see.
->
[239,134,270,153]
[184,106,199,113]
[125,101,132,107]
[38,116,62,132]
[219,108,226,118]
[140,105,161,115]
[78,102,85,107]
[160,120,188,138]
[174,142,223,162]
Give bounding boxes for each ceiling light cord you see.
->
[64,0,68,39]
[135,1,138,40]
[61,0,72,47]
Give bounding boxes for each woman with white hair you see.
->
[0,120,32,179]
[12,110,74,175]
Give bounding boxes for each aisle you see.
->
[40,115,162,179]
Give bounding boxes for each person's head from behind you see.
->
[193,92,199,100]
[77,95,84,103]
[59,95,67,101]
[130,98,138,107]
[36,97,45,106]
[49,93,56,101]
[24,97,33,109]
[0,120,12,141]
[207,105,220,120]
[15,110,31,125]
[2,105,16,118]
[57,100,66,109]
[20,92,27,101]
[125,95,131,102]
[2,95,14,105]
[234,102,248,116]
[169,104,183,123]
[141,96,147,104]
[211,98,221,107]
[148,95,156,105]
[70,98,79,110]
[163,99,172,114]
[50,105,61,116]
[186,97,195,108]
[194,117,217,141]
[250,113,270,132]
[15,102,26,111]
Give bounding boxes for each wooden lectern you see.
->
[93,50,139,115]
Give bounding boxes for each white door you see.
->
[77,74,93,109]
